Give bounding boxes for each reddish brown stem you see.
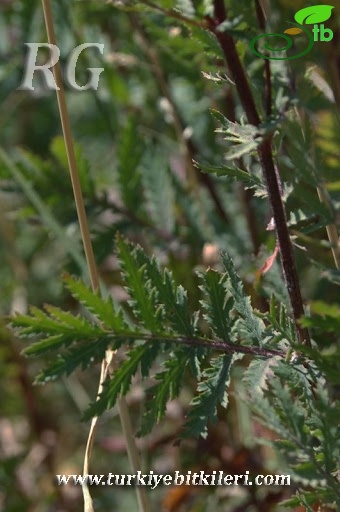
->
[208,1,310,346]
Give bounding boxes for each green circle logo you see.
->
[250,23,314,60]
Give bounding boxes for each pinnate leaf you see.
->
[184,354,236,437]
[199,269,233,341]
[63,274,131,333]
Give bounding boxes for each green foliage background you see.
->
[0,1,339,511]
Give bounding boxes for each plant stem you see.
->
[254,0,271,117]
[110,333,285,358]
[222,88,261,256]
[41,2,150,511]
[129,12,229,223]
[209,0,311,347]
[138,0,207,29]
[317,186,340,269]
[297,108,340,269]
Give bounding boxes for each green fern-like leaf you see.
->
[211,110,260,159]
[256,295,296,345]
[116,116,144,212]
[139,348,191,435]
[199,268,234,341]
[84,342,161,420]
[36,337,109,384]
[12,305,101,341]
[172,172,215,242]
[23,334,75,357]
[242,357,279,396]
[175,0,195,18]
[222,253,265,346]
[63,274,132,333]
[141,149,175,234]
[184,354,237,438]
[282,490,335,511]
[116,234,164,332]
[196,160,265,193]
[12,304,110,380]
[191,27,224,58]
[123,237,197,337]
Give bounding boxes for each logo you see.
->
[250,5,334,60]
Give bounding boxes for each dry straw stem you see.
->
[316,186,340,269]
[40,1,150,511]
[297,106,340,270]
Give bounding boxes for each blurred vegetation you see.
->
[0,1,339,511]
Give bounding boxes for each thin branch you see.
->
[155,335,284,357]
[296,107,340,269]
[222,88,261,256]
[254,0,272,117]
[138,0,207,29]
[129,12,197,185]
[111,333,285,358]
[40,2,149,512]
[317,186,340,269]
[129,12,229,222]
[41,1,99,293]
[208,0,311,347]
[103,195,176,242]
